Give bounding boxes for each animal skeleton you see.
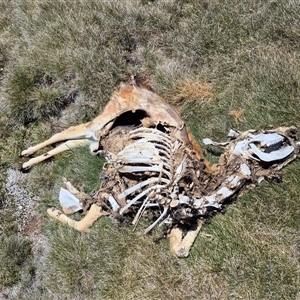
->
[19,80,299,257]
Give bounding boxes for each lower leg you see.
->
[47,204,107,232]
[168,220,203,257]
[20,139,89,170]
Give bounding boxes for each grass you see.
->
[0,235,34,288]
[0,0,299,299]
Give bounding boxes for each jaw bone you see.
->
[233,132,295,162]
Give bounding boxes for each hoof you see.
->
[45,206,54,212]
[18,152,24,157]
[18,165,29,173]
[175,247,189,258]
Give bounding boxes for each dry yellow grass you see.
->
[168,80,213,110]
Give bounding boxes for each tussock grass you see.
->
[0,0,300,299]
[168,80,213,110]
[0,235,34,289]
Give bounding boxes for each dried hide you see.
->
[19,81,300,257]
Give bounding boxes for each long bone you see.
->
[119,184,167,214]
[119,177,169,199]
[47,204,107,232]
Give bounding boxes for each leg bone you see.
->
[47,204,106,232]
[168,220,204,258]
[20,139,90,170]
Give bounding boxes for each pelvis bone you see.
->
[19,81,299,257]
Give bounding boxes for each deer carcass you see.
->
[19,81,299,257]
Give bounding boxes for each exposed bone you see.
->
[240,163,251,176]
[170,200,180,208]
[169,220,204,258]
[202,138,229,147]
[59,188,83,215]
[108,195,120,212]
[173,157,187,185]
[232,132,295,162]
[118,165,172,179]
[116,140,162,164]
[132,198,149,226]
[63,178,81,194]
[227,129,240,139]
[249,143,294,162]
[119,184,166,214]
[233,140,250,157]
[119,177,168,198]
[130,127,172,141]
[179,194,190,205]
[47,204,106,232]
[248,132,285,146]
[144,206,168,234]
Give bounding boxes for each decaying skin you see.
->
[19,80,300,257]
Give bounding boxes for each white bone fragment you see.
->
[227,129,240,139]
[192,198,204,208]
[257,176,264,184]
[171,191,177,200]
[156,149,172,159]
[153,142,172,153]
[108,195,120,212]
[217,186,232,198]
[130,131,172,147]
[175,158,186,175]
[118,165,172,179]
[170,200,179,207]
[179,194,190,204]
[248,132,284,146]
[205,202,222,209]
[173,157,187,185]
[203,194,216,205]
[202,138,229,147]
[119,184,166,214]
[144,206,168,234]
[118,177,169,198]
[59,188,83,214]
[240,163,251,176]
[145,203,160,207]
[118,165,162,173]
[172,140,182,151]
[249,143,294,162]
[233,140,249,157]
[132,198,149,226]
[130,127,171,139]
[63,178,81,194]
[116,141,161,164]
[226,175,240,188]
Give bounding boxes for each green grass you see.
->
[0,235,34,289]
[0,0,300,299]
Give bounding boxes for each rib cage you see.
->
[108,127,183,214]
[83,124,203,231]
